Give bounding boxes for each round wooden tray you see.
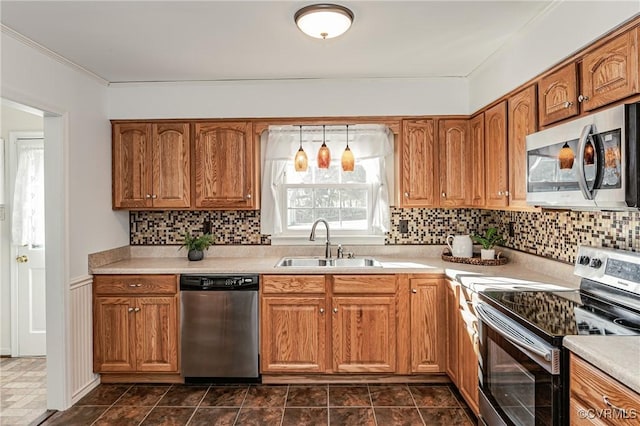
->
[441,249,508,266]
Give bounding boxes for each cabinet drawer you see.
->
[262,275,325,294]
[332,275,396,294]
[570,354,640,425]
[94,275,177,295]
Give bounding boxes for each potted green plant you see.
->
[180,232,215,261]
[471,227,506,260]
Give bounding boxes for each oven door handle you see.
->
[576,124,594,200]
[476,304,553,362]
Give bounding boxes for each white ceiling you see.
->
[1,1,553,83]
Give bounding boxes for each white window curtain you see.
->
[12,145,45,247]
[260,124,393,235]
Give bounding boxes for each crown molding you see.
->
[1,24,109,86]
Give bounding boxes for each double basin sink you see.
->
[276,257,382,268]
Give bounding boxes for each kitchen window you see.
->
[261,125,393,245]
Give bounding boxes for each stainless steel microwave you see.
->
[526,103,639,210]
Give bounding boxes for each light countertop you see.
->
[564,336,640,394]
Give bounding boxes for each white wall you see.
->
[0,106,43,355]
[469,2,640,112]
[108,77,469,119]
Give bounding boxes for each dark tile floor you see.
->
[39,383,476,425]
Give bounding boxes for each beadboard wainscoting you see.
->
[129,208,640,265]
[70,276,100,404]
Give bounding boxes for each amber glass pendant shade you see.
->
[558,142,575,170]
[317,125,331,168]
[584,141,595,165]
[294,125,308,172]
[341,125,354,171]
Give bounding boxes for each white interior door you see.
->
[10,134,46,356]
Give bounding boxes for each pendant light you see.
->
[317,125,331,168]
[294,4,354,39]
[294,125,308,172]
[341,124,354,172]
[558,142,575,170]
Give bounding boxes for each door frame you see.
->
[8,131,45,357]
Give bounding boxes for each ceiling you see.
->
[1,1,553,83]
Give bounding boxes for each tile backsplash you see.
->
[130,208,639,264]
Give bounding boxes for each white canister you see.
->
[446,234,473,258]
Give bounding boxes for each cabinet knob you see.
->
[578,94,589,103]
[145,194,152,199]
[128,283,142,288]
[128,307,134,313]
[151,194,157,199]
[319,308,325,314]
[134,307,140,313]
[404,192,409,197]
[504,190,510,197]
[246,194,252,199]
[441,192,446,198]
[563,101,574,108]
[333,308,338,313]
[497,191,503,196]
[411,289,417,294]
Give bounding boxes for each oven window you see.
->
[487,339,536,426]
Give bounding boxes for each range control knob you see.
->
[590,258,603,268]
[578,256,590,265]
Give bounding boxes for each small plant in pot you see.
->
[471,227,506,260]
[180,232,215,261]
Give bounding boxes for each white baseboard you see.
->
[71,376,100,405]
[1,347,12,356]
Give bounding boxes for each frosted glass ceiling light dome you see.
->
[294,4,354,39]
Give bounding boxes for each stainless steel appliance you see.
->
[180,274,259,381]
[526,102,640,210]
[477,246,640,425]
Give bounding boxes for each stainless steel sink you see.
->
[275,257,382,268]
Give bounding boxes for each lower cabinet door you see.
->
[94,297,136,372]
[410,279,445,373]
[458,315,479,415]
[332,296,396,373]
[261,296,327,373]
[135,296,178,372]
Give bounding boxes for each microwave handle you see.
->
[576,124,595,200]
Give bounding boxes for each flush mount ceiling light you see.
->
[294,4,354,39]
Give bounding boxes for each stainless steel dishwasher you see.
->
[180,274,259,382]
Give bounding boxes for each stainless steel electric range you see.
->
[476,246,640,426]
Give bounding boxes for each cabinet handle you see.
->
[333,308,338,313]
[319,308,325,314]
[564,101,574,108]
[412,289,417,294]
[404,192,409,197]
[578,94,589,103]
[128,283,142,288]
[603,396,627,415]
[128,307,134,313]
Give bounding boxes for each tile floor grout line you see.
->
[278,384,289,426]
[231,384,250,426]
[407,383,427,426]
[366,384,378,426]
[87,383,135,426]
[184,384,211,426]
[135,383,173,426]
[326,383,330,426]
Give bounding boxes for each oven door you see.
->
[477,303,563,426]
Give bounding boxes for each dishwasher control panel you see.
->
[180,274,259,291]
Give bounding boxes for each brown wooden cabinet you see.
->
[580,28,639,112]
[469,113,486,207]
[194,121,257,209]
[538,63,579,127]
[400,119,438,207]
[445,280,459,383]
[570,353,640,425]
[93,275,179,376]
[112,122,190,209]
[409,277,445,373]
[508,85,537,209]
[438,119,470,207]
[484,101,509,208]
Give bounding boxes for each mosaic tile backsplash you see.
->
[130,208,640,264]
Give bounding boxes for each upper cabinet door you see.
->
[401,119,438,207]
[152,123,191,208]
[438,119,470,207]
[538,63,579,127]
[469,113,485,207]
[508,85,537,209]
[112,123,153,209]
[484,101,509,208]
[580,28,639,112]
[194,122,256,209]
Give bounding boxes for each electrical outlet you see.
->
[399,220,409,234]
[203,220,212,234]
[508,222,515,237]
